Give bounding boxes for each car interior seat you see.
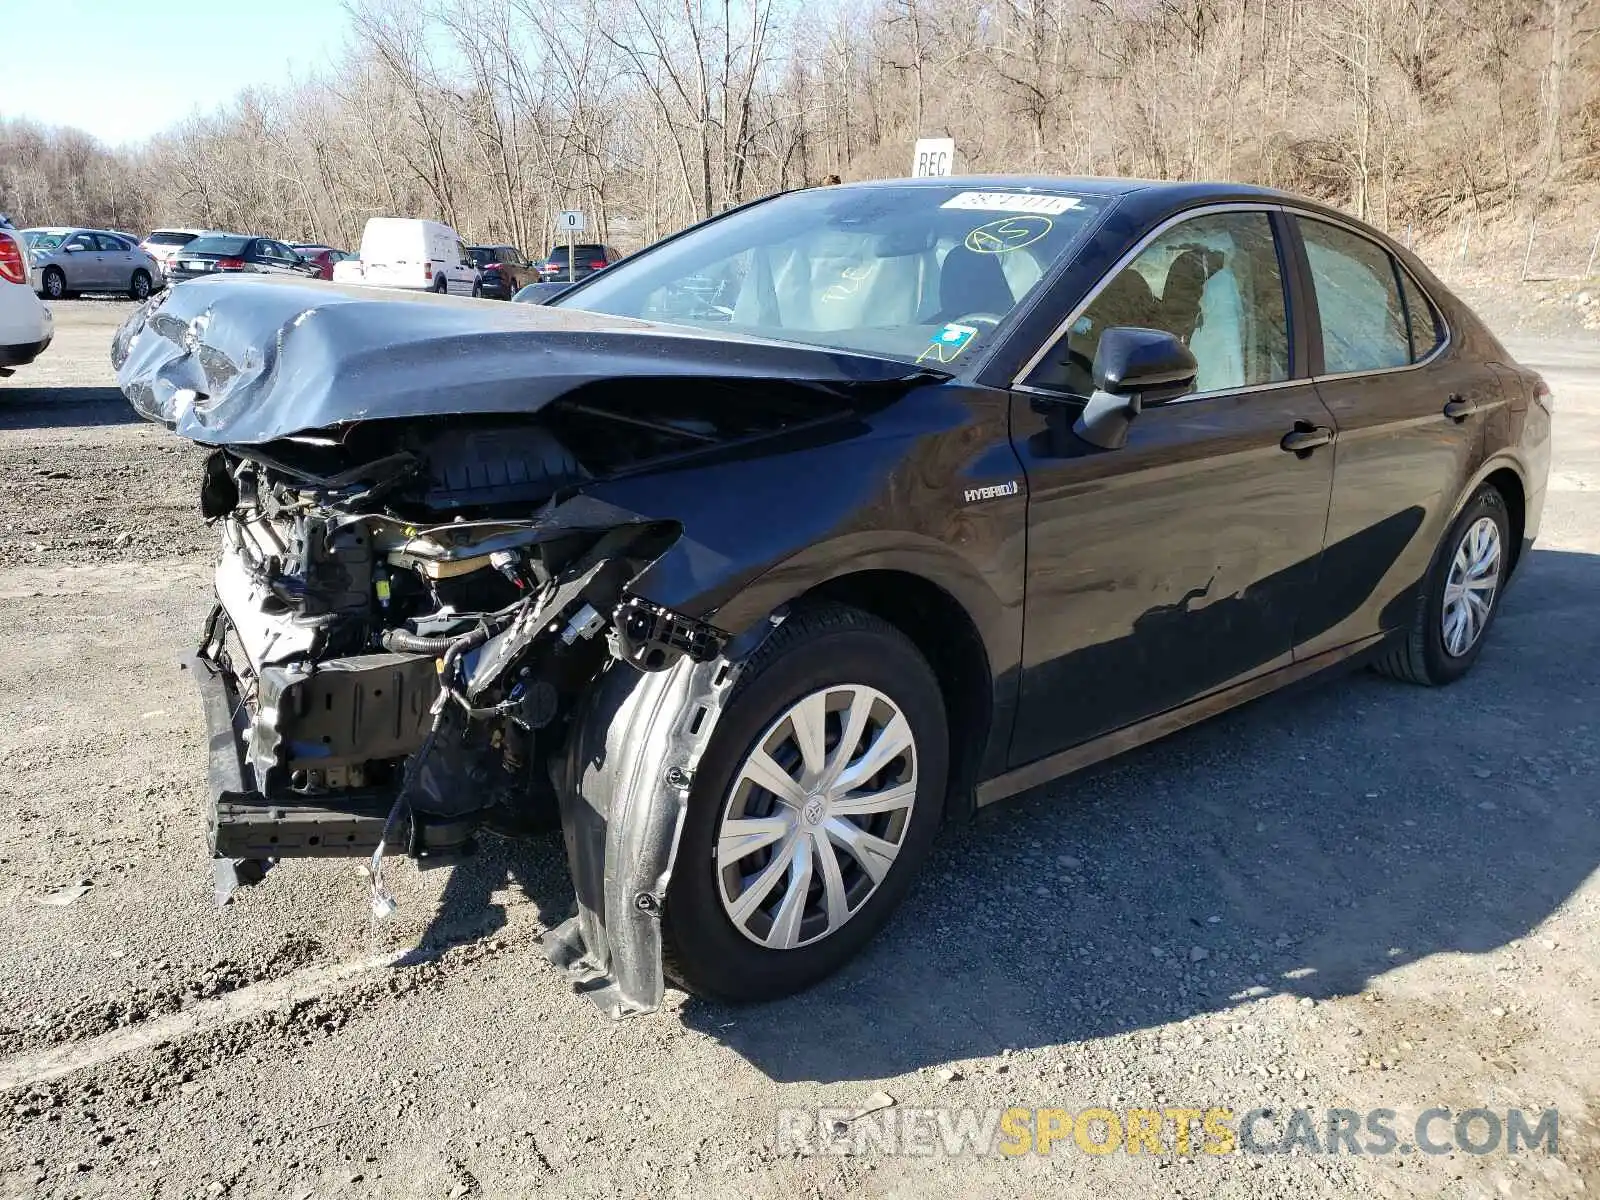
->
[934,245,1017,323]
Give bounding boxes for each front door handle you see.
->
[1443,394,1476,422]
[1280,422,1334,458]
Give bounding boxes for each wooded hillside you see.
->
[2,0,1596,255]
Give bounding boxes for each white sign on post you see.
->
[911,138,955,178]
[556,211,586,284]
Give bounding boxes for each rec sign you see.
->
[911,138,955,177]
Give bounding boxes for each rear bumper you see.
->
[0,334,50,367]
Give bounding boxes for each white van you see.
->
[346,218,482,296]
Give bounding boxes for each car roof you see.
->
[148,227,214,235]
[831,174,1292,200]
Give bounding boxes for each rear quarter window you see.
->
[1397,269,1443,361]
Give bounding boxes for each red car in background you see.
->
[290,245,354,281]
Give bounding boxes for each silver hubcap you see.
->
[1442,516,1502,657]
[716,685,917,950]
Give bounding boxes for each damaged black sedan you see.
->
[114,177,1550,1016]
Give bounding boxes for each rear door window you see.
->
[95,233,130,252]
[1298,218,1411,374]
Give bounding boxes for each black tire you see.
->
[662,602,948,1002]
[129,270,151,301]
[432,276,448,293]
[471,280,482,298]
[41,268,65,301]
[1374,484,1511,685]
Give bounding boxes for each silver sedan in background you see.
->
[23,228,163,301]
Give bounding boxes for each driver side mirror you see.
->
[1072,327,1198,451]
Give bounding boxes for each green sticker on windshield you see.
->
[918,323,979,364]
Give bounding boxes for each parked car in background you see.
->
[141,229,214,272]
[0,221,52,374]
[24,228,162,300]
[337,218,481,296]
[165,236,323,284]
[291,244,354,281]
[467,244,535,299]
[536,242,622,283]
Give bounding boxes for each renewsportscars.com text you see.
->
[777,1105,1560,1158]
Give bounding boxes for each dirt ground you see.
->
[0,297,1597,1200]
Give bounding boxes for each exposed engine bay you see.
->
[189,416,759,1017]
[196,421,724,861]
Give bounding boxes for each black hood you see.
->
[111,276,934,445]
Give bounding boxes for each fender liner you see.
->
[543,615,781,1017]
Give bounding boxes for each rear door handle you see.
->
[1280,422,1334,457]
[1443,394,1476,422]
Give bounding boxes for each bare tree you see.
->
[5,0,1595,253]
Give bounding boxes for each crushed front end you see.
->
[190,438,720,871]
[112,277,923,1015]
[185,438,743,1014]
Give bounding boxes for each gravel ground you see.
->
[0,298,1596,1199]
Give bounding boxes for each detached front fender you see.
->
[543,617,779,1017]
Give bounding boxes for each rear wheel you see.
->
[1375,484,1510,685]
[431,276,448,294]
[129,270,151,301]
[662,603,948,1002]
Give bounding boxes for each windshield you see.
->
[25,231,69,251]
[184,236,250,256]
[553,185,1110,363]
[146,231,199,246]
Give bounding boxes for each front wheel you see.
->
[662,603,948,1002]
[41,267,65,301]
[1375,484,1511,685]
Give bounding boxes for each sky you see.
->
[0,0,353,147]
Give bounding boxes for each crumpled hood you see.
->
[112,276,930,445]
